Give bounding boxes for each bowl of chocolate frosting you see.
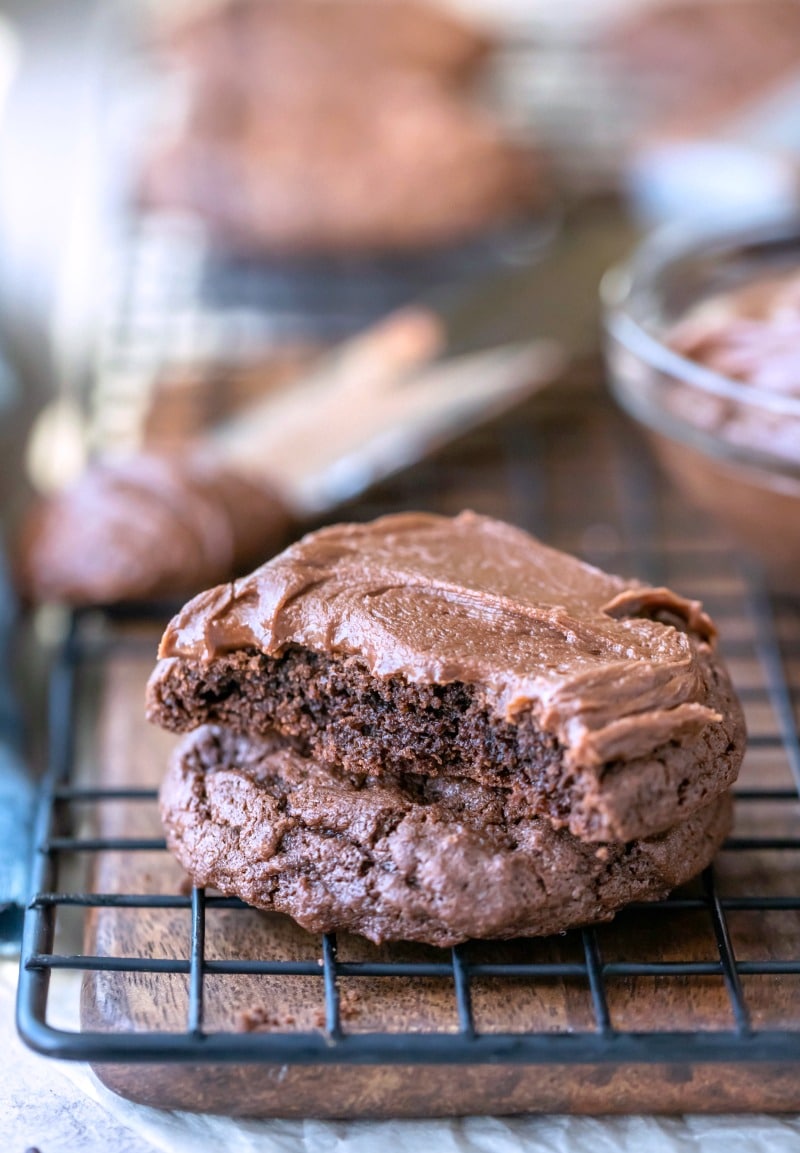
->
[602,216,800,593]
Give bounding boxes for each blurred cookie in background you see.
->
[141,73,543,256]
[153,0,493,89]
[603,0,800,145]
[139,0,547,257]
[599,0,800,223]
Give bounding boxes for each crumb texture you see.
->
[149,641,743,843]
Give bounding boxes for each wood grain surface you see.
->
[79,636,800,1116]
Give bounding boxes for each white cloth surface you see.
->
[4,961,800,1153]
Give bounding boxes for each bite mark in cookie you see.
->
[148,511,745,842]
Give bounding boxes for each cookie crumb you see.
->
[235,1005,300,1032]
[236,1006,277,1032]
[339,988,362,1020]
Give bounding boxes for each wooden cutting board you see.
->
[79,637,800,1117]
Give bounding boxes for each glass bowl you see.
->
[602,216,800,594]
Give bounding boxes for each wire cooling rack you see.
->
[16,391,800,1068]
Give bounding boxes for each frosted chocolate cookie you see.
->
[148,511,745,842]
[154,0,493,91]
[140,0,541,255]
[603,0,800,142]
[160,725,733,947]
[142,72,540,257]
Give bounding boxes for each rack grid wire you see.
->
[16,389,800,1068]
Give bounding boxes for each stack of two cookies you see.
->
[147,512,744,947]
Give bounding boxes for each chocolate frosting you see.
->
[670,270,800,395]
[18,451,291,605]
[157,511,720,768]
[667,269,800,464]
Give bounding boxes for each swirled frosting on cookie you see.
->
[156,510,722,767]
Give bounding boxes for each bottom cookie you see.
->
[160,726,733,947]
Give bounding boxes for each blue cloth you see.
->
[0,542,33,951]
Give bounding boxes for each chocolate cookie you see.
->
[155,0,492,90]
[142,73,540,257]
[18,452,291,605]
[140,0,541,255]
[161,725,733,947]
[603,0,800,142]
[148,511,745,842]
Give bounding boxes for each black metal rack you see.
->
[16,394,800,1068]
